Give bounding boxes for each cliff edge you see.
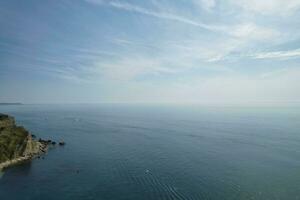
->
[0,114,47,171]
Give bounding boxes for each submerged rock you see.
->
[59,141,66,146]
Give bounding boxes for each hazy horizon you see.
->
[1,0,300,104]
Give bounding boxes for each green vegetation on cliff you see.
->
[0,114,29,163]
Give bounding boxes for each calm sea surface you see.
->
[0,104,300,200]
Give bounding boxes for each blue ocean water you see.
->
[0,104,300,200]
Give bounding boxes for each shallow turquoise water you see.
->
[0,104,300,200]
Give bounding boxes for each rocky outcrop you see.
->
[0,114,48,171]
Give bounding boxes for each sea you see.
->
[0,104,299,200]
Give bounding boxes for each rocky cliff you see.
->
[0,114,45,169]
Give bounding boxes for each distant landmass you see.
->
[0,103,23,105]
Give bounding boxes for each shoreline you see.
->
[0,113,64,173]
[0,156,31,171]
[0,141,48,172]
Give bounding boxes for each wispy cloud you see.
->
[209,48,300,62]
[229,0,300,15]
[229,23,280,41]
[2,0,300,104]
[107,1,222,31]
[194,0,216,11]
[252,49,300,60]
[86,0,281,43]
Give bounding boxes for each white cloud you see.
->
[229,0,300,15]
[251,48,300,60]
[229,23,280,41]
[166,38,243,63]
[93,56,168,81]
[193,0,216,11]
[108,1,222,31]
[81,0,297,82]
[86,0,281,43]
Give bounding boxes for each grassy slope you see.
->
[0,126,29,163]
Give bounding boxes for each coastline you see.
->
[0,113,53,172]
[0,112,64,172]
[0,140,48,172]
[0,156,31,171]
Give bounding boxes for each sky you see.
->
[0,0,300,105]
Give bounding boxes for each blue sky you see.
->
[1,0,300,104]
